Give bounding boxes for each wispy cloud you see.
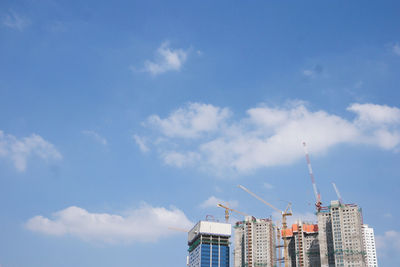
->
[26,203,193,244]
[82,130,107,146]
[264,183,274,190]
[302,64,324,78]
[142,42,188,75]
[139,102,400,176]
[199,196,238,209]
[392,43,400,56]
[348,103,400,125]
[148,103,230,139]
[0,130,62,172]
[354,81,363,89]
[383,213,393,218]
[2,10,30,31]
[376,230,400,257]
[133,135,149,152]
[162,150,201,168]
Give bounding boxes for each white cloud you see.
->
[26,204,193,244]
[0,130,62,172]
[133,134,149,152]
[148,103,230,139]
[376,230,400,257]
[162,151,201,168]
[2,10,30,31]
[392,43,400,56]
[348,103,400,149]
[348,103,400,126]
[143,42,188,75]
[82,130,107,146]
[199,104,359,172]
[199,196,238,209]
[141,102,400,175]
[264,183,274,190]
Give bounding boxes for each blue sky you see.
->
[1,1,400,266]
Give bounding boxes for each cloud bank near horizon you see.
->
[26,204,193,244]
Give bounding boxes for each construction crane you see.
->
[238,185,292,267]
[332,182,344,205]
[302,142,322,212]
[217,203,248,223]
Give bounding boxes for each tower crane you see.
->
[217,203,248,223]
[302,142,322,211]
[238,185,292,267]
[332,182,344,205]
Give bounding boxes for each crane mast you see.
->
[332,182,344,204]
[302,142,322,211]
[217,203,248,222]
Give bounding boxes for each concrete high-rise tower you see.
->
[283,221,320,267]
[317,200,366,267]
[233,216,276,267]
[362,225,378,267]
[187,220,231,267]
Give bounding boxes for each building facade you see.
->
[187,221,231,267]
[234,216,276,267]
[283,222,320,267]
[317,200,366,267]
[362,225,378,267]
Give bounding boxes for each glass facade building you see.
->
[187,221,231,267]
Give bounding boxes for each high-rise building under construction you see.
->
[362,225,378,267]
[233,216,276,267]
[187,220,231,267]
[317,200,366,267]
[283,221,320,267]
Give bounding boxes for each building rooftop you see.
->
[188,220,231,243]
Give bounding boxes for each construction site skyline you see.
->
[193,193,376,267]
[1,1,399,267]
[188,141,379,267]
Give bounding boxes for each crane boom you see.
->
[302,142,322,211]
[217,203,248,216]
[217,203,248,222]
[238,184,292,267]
[238,185,282,214]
